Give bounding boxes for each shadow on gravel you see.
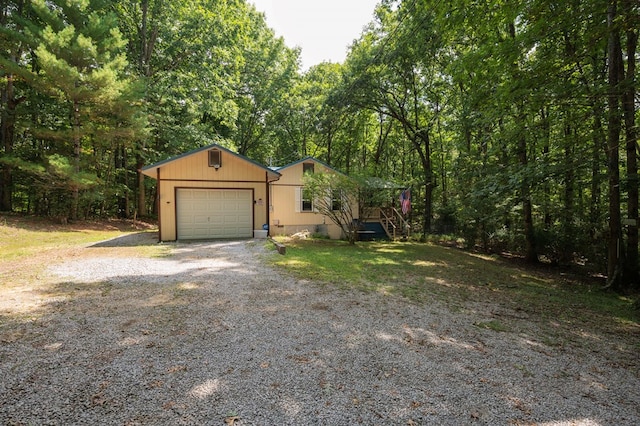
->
[90,232,158,247]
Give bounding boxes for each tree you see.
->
[114,0,163,217]
[342,1,446,238]
[116,0,252,215]
[606,0,624,289]
[0,0,27,212]
[0,0,144,218]
[29,0,139,219]
[232,5,298,161]
[621,0,638,287]
[303,171,361,244]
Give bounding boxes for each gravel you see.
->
[1,235,639,425]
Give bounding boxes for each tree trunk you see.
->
[137,152,146,216]
[518,127,537,263]
[0,0,25,212]
[116,144,128,218]
[541,108,551,229]
[0,75,18,212]
[508,22,537,263]
[606,1,624,289]
[590,101,605,236]
[134,0,159,218]
[415,130,433,237]
[623,0,638,286]
[562,122,575,261]
[71,98,81,221]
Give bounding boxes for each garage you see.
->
[176,188,253,239]
[142,143,281,241]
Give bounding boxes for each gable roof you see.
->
[274,156,347,176]
[141,143,281,181]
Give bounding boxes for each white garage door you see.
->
[176,189,253,239]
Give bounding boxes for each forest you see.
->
[1,0,638,291]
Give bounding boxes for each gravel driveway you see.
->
[1,235,639,425]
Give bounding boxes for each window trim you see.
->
[301,187,313,212]
[331,189,342,211]
[295,186,315,213]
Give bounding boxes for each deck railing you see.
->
[361,207,411,240]
[391,207,411,238]
[380,208,397,239]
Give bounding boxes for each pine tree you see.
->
[29,0,141,219]
[0,0,28,212]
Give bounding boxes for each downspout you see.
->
[157,168,162,242]
[265,171,271,237]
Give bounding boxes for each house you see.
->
[269,156,357,240]
[141,144,355,241]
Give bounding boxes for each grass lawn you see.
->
[269,238,639,337]
[0,215,155,260]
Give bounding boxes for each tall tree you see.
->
[28,0,139,219]
[116,0,252,215]
[233,5,298,161]
[114,0,163,217]
[0,0,27,212]
[622,0,638,286]
[344,1,445,237]
[606,0,624,289]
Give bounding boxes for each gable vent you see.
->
[209,149,222,169]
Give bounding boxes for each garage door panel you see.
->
[177,189,252,240]
[193,191,207,199]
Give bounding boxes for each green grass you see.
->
[1,225,115,261]
[269,238,639,334]
[0,215,163,262]
[474,320,510,332]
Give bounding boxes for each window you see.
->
[331,190,342,211]
[208,149,221,168]
[295,186,315,213]
[302,188,313,212]
[303,162,314,175]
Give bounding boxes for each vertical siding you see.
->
[156,149,271,241]
[160,150,267,182]
[269,160,357,239]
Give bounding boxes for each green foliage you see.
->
[303,171,361,244]
[1,0,144,218]
[2,0,299,219]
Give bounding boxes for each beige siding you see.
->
[155,149,271,241]
[269,160,356,239]
[147,150,358,241]
[159,149,268,182]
